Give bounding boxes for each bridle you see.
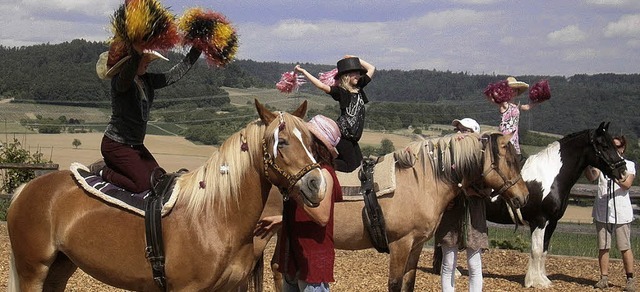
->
[590,130,626,174]
[480,135,522,198]
[260,116,320,200]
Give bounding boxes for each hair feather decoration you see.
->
[483,80,513,103]
[178,7,238,67]
[109,0,179,52]
[276,71,306,93]
[528,79,551,103]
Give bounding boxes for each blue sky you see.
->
[1,0,639,76]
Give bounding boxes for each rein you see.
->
[262,138,320,199]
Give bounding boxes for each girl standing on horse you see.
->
[96,43,201,192]
[254,115,343,291]
[294,56,375,172]
[485,76,548,160]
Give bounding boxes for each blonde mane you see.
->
[413,132,486,183]
[175,112,309,221]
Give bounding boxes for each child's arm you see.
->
[353,56,376,79]
[295,65,331,93]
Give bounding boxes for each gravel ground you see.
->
[1,221,637,291]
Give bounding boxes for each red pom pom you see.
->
[319,68,338,87]
[529,79,551,103]
[484,80,513,103]
[276,71,306,93]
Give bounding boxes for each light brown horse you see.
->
[7,100,327,291]
[266,132,529,292]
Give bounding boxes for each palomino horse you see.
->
[267,132,529,292]
[7,100,327,291]
[484,122,627,288]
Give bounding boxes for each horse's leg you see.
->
[43,253,78,292]
[9,249,50,292]
[400,239,427,292]
[387,237,416,292]
[539,219,559,286]
[524,222,552,288]
[432,245,442,275]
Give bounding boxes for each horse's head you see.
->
[255,99,326,207]
[589,122,627,180]
[480,133,529,208]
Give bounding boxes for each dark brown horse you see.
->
[265,132,529,291]
[7,100,326,291]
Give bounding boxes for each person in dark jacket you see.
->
[95,43,200,193]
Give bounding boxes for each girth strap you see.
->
[144,168,180,291]
[359,158,390,254]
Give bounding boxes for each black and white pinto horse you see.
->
[485,122,627,288]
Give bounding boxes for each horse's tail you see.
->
[10,183,28,203]
[8,252,20,292]
[8,184,28,292]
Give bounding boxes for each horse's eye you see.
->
[278,138,288,147]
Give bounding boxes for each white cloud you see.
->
[586,0,640,9]
[562,48,597,62]
[604,14,640,38]
[272,20,321,40]
[413,9,494,30]
[547,25,587,45]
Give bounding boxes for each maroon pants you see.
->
[100,136,159,193]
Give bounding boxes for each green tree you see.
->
[378,139,395,156]
[72,138,81,149]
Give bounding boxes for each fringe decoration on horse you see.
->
[178,7,238,67]
[528,79,551,103]
[276,71,306,93]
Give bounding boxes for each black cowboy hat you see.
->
[335,57,367,79]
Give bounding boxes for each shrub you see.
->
[0,138,49,194]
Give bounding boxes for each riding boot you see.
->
[88,159,106,175]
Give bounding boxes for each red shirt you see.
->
[278,164,343,283]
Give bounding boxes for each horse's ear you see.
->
[499,132,514,147]
[597,122,606,132]
[604,122,610,131]
[291,100,308,119]
[255,99,276,125]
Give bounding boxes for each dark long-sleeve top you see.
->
[104,48,200,145]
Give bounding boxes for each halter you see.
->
[590,130,626,173]
[261,131,320,200]
[479,135,522,198]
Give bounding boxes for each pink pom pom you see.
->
[483,80,513,103]
[529,79,551,103]
[276,71,306,93]
[319,68,338,87]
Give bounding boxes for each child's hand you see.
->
[254,215,283,238]
[294,64,305,74]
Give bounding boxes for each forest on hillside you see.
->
[1,39,640,140]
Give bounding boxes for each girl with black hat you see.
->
[294,55,375,172]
